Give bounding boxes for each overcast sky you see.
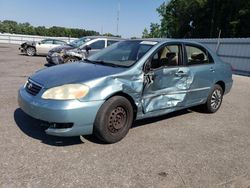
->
[0,0,165,38]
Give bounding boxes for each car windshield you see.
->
[87,40,157,67]
[69,37,90,48]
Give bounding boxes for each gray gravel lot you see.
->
[0,44,250,188]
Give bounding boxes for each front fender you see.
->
[80,69,144,107]
[65,51,85,59]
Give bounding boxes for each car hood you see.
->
[21,41,36,47]
[50,44,75,53]
[30,62,126,88]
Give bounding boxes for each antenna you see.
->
[216,29,221,54]
[116,2,120,36]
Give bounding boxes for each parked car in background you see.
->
[46,36,123,64]
[18,39,233,143]
[19,39,67,56]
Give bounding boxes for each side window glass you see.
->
[40,40,46,44]
[54,40,66,45]
[150,45,180,69]
[89,40,105,50]
[107,40,118,46]
[186,45,210,65]
[42,40,53,44]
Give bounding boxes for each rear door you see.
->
[142,43,190,113]
[183,44,215,106]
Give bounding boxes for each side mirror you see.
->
[38,42,41,45]
[143,59,152,73]
[85,45,91,54]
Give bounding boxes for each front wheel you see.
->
[93,96,134,144]
[203,84,223,113]
[26,47,36,56]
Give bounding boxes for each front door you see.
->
[142,44,190,113]
[36,39,54,55]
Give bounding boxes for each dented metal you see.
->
[65,50,86,59]
[18,39,233,137]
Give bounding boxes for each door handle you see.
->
[175,71,186,77]
[210,67,215,72]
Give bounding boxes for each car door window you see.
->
[185,45,212,65]
[150,45,180,69]
[41,40,53,44]
[89,40,105,50]
[53,40,66,45]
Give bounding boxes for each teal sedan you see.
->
[18,39,233,143]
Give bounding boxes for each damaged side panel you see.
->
[83,67,145,110]
[65,50,86,59]
[83,65,194,120]
[141,67,193,114]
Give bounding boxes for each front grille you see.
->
[25,80,42,96]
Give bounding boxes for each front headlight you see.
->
[41,84,89,100]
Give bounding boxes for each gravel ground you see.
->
[0,44,250,188]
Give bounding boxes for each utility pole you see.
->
[116,2,120,36]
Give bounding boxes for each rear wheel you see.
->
[26,47,36,56]
[203,84,223,113]
[64,57,79,63]
[93,96,134,144]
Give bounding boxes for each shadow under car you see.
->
[14,107,195,145]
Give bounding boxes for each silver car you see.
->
[18,39,233,143]
[46,36,123,64]
[19,39,67,56]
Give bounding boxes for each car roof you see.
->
[129,38,207,47]
[43,38,66,42]
[80,36,124,40]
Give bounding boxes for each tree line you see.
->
[143,0,250,38]
[0,20,119,38]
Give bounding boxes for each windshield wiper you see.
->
[84,59,121,67]
[83,58,96,64]
[94,60,123,67]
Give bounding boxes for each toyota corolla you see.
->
[18,39,233,143]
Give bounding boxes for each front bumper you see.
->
[46,55,64,65]
[18,87,104,137]
[19,47,25,53]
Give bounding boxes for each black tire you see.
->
[64,57,79,63]
[203,84,223,113]
[93,96,134,144]
[26,47,36,56]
